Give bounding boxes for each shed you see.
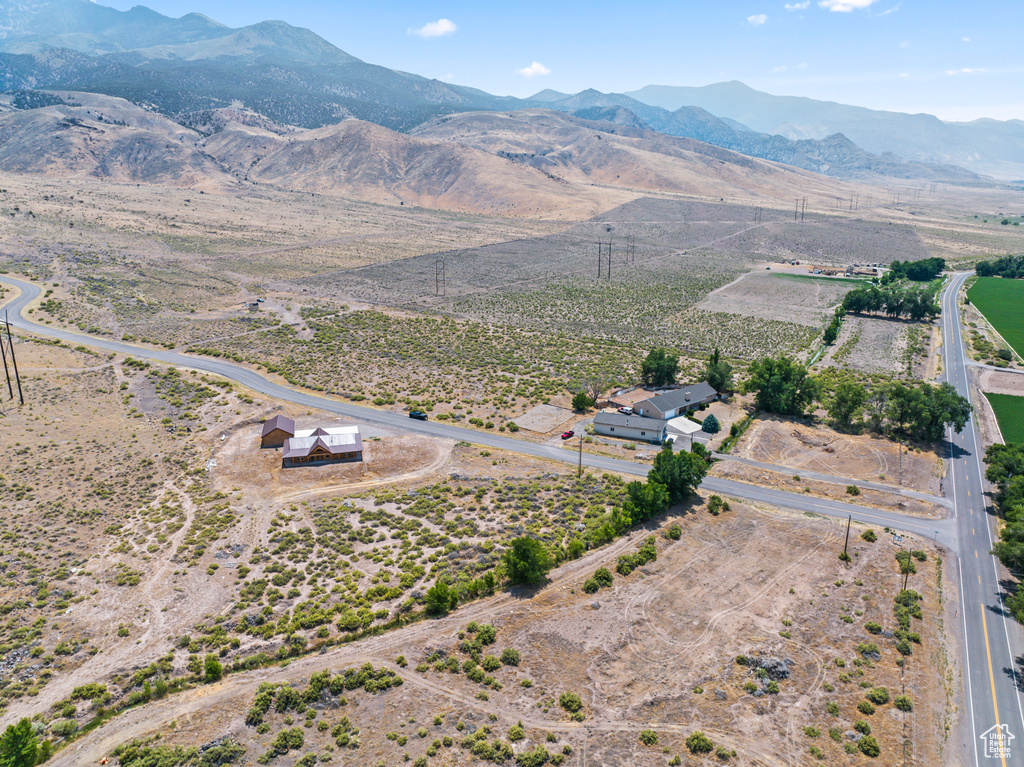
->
[260,414,296,448]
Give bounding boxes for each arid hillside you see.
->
[0,91,864,219]
[201,118,630,219]
[0,93,232,187]
[412,109,854,201]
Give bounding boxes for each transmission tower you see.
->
[434,258,446,296]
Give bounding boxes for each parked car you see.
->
[561,430,574,440]
[409,411,428,421]
[617,406,633,414]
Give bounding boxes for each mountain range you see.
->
[0,0,1020,186]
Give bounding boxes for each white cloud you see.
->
[409,18,457,38]
[772,65,788,73]
[516,61,550,78]
[747,13,768,25]
[879,4,900,16]
[945,67,987,75]
[818,0,880,11]
[962,36,971,42]
[784,1,810,8]
[899,40,910,48]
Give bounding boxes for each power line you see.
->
[3,312,23,405]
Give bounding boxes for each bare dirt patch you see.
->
[819,315,911,375]
[514,404,575,433]
[976,368,1024,397]
[50,499,954,767]
[735,416,942,496]
[698,271,853,327]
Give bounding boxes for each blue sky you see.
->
[102,0,1023,122]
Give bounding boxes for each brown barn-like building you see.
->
[261,414,296,448]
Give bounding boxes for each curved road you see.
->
[6,271,1017,764]
[0,274,953,547]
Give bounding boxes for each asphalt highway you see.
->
[942,272,1024,766]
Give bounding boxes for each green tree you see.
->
[649,444,710,505]
[623,479,671,521]
[204,653,223,682]
[701,413,720,434]
[828,381,867,431]
[502,538,553,586]
[641,348,679,387]
[425,580,458,615]
[743,356,819,416]
[0,719,37,767]
[571,391,592,412]
[705,348,733,393]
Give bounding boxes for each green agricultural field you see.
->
[968,277,1024,357]
[985,393,1024,445]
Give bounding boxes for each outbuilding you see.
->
[592,412,667,444]
[261,414,296,448]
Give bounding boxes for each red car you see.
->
[561,431,575,440]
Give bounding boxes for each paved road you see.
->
[0,274,955,550]
[942,272,1024,766]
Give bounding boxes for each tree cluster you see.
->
[986,444,1024,620]
[641,348,679,387]
[704,348,733,393]
[841,285,939,321]
[976,255,1024,279]
[827,378,970,441]
[884,257,945,282]
[822,308,844,345]
[743,356,819,416]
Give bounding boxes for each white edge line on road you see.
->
[961,557,981,767]
[954,271,1024,736]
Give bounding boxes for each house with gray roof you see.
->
[282,426,363,467]
[593,412,667,444]
[633,382,720,420]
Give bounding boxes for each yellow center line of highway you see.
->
[982,606,1008,767]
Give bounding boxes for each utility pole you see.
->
[801,197,807,221]
[578,433,584,477]
[794,199,799,221]
[0,320,12,400]
[899,437,903,486]
[4,312,23,405]
[843,514,851,558]
[596,241,612,279]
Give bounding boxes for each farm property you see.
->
[968,277,1024,357]
[984,392,1024,444]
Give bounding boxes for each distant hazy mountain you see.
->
[0,0,997,186]
[626,81,1024,180]
[537,89,980,184]
[0,0,229,54]
[0,0,521,132]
